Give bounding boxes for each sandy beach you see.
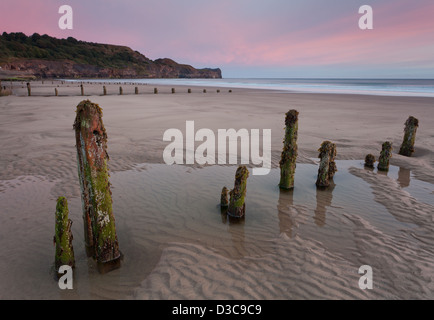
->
[1,80,433,299]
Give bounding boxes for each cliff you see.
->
[0,32,222,79]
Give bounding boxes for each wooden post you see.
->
[103,86,107,95]
[171,88,175,94]
[54,197,75,275]
[279,110,299,190]
[188,88,192,93]
[221,187,229,208]
[203,89,207,93]
[26,82,31,96]
[399,116,419,157]
[378,141,393,171]
[315,141,337,188]
[217,89,220,93]
[80,84,84,96]
[154,88,158,94]
[328,143,337,180]
[135,87,138,94]
[364,154,376,168]
[119,86,123,95]
[54,88,58,96]
[228,166,249,218]
[73,100,121,273]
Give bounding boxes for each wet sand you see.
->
[0,80,433,299]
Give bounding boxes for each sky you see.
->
[1,0,433,78]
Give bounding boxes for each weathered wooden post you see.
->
[399,116,419,157]
[135,87,138,94]
[26,82,31,96]
[74,100,121,273]
[119,86,123,95]
[203,89,207,93]
[103,86,107,95]
[378,141,393,171]
[279,110,299,190]
[55,88,58,96]
[54,197,75,275]
[229,90,232,93]
[221,187,229,208]
[315,141,337,188]
[228,166,249,218]
[364,154,376,168]
[328,143,337,180]
[188,88,192,93]
[154,88,158,94]
[217,89,220,93]
[171,88,175,94]
[80,84,84,96]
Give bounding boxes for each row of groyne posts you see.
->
[22,81,231,96]
[54,101,419,278]
[219,111,419,218]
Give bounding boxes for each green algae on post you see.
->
[364,154,376,168]
[328,143,337,180]
[54,197,75,275]
[378,141,393,171]
[220,187,229,208]
[316,141,336,188]
[399,116,419,157]
[228,166,249,218]
[279,110,299,190]
[73,100,121,273]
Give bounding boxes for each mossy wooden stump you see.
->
[279,109,299,190]
[74,100,121,274]
[399,116,419,157]
[228,166,249,218]
[220,187,229,208]
[378,141,393,171]
[364,154,376,168]
[328,143,337,180]
[316,141,337,188]
[54,197,75,277]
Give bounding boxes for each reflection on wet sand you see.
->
[314,182,335,227]
[277,189,295,238]
[398,167,411,188]
[220,206,246,258]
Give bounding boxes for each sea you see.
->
[69,78,434,97]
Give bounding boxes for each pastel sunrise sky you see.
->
[1,0,433,78]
